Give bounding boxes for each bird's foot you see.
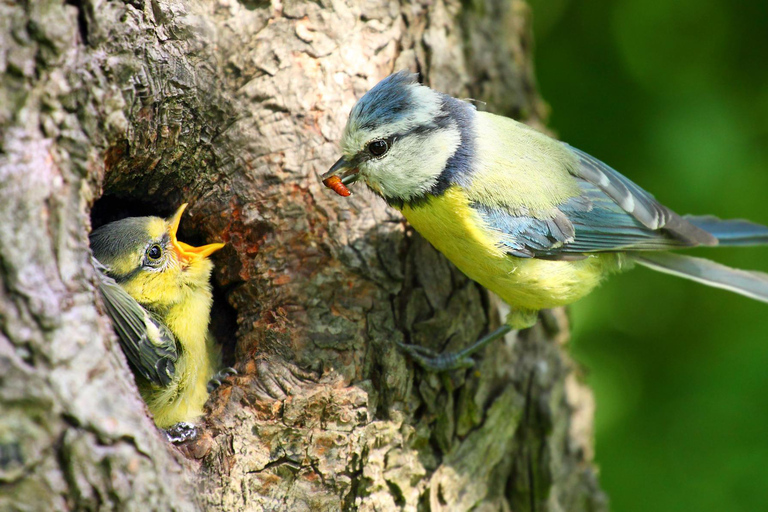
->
[207,367,238,393]
[164,422,199,444]
[397,324,514,372]
[395,341,476,371]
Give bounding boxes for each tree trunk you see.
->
[0,0,607,510]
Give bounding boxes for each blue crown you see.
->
[349,71,420,131]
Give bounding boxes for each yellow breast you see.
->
[400,186,618,311]
[140,281,219,428]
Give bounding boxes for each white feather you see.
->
[634,252,768,303]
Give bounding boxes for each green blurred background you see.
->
[527,0,768,510]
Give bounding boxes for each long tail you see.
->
[686,215,768,247]
[633,216,768,302]
[634,252,768,303]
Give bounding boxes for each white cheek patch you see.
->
[338,80,467,201]
[363,126,462,201]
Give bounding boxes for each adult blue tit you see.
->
[323,71,768,371]
[90,203,229,428]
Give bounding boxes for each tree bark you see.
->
[0,0,607,510]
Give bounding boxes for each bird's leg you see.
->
[397,308,538,372]
[397,324,512,371]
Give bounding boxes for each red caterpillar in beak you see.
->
[323,175,351,197]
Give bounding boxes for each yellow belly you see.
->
[140,293,220,428]
[400,187,621,311]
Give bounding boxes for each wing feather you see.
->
[567,145,716,246]
[473,179,702,259]
[93,258,178,386]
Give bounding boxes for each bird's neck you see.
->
[162,286,216,399]
[380,94,477,209]
[163,286,213,348]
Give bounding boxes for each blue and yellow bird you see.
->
[323,71,768,370]
[90,204,228,430]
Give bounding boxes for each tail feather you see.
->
[686,215,768,247]
[634,252,768,303]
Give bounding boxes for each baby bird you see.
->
[323,72,768,370]
[90,204,226,429]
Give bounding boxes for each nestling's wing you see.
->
[93,258,177,386]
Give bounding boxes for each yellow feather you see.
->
[468,112,582,214]
[112,218,221,428]
[400,187,626,327]
[136,258,219,427]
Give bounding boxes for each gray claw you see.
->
[207,379,222,393]
[207,367,238,393]
[250,358,317,401]
[396,342,438,358]
[165,422,198,444]
[396,324,512,372]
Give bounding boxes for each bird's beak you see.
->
[168,203,225,262]
[322,156,360,187]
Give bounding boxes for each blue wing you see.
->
[473,147,717,259]
[566,146,716,246]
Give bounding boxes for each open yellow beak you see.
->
[168,203,225,262]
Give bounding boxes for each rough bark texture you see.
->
[0,0,607,511]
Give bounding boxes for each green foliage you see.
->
[529,0,768,510]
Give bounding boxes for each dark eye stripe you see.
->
[361,136,395,161]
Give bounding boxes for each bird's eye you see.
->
[147,245,162,261]
[367,139,389,157]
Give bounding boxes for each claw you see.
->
[165,422,198,444]
[396,324,513,372]
[207,367,238,393]
[400,343,440,357]
[249,357,318,402]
